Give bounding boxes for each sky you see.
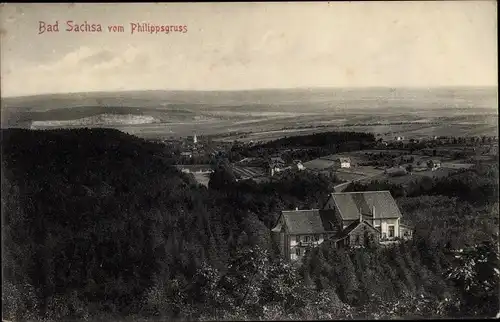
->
[0,2,497,97]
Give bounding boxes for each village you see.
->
[154,132,499,262]
[161,132,498,191]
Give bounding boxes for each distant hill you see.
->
[1,87,497,129]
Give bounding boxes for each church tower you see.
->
[193,133,198,144]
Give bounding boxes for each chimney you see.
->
[372,205,375,218]
[359,211,362,223]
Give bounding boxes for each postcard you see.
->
[1,2,498,321]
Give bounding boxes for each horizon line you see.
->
[2,85,498,100]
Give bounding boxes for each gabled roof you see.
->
[280,209,325,234]
[319,209,338,231]
[336,219,380,240]
[271,219,283,233]
[270,157,285,164]
[338,157,351,163]
[329,191,402,220]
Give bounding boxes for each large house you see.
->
[268,157,288,176]
[293,160,305,171]
[427,159,441,171]
[334,157,351,168]
[272,191,409,261]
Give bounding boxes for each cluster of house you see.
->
[179,134,201,158]
[177,134,228,159]
[268,157,305,176]
[384,159,441,176]
[271,190,413,261]
[175,164,214,174]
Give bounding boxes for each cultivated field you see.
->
[231,166,267,179]
[2,87,497,141]
[303,158,337,171]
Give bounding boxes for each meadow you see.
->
[1,87,497,141]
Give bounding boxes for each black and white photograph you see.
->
[1,2,498,321]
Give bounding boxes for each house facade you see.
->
[271,209,337,261]
[268,157,288,176]
[323,191,403,240]
[427,159,441,171]
[293,160,305,171]
[272,191,407,261]
[334,157,351,168]
[400,223,414,240]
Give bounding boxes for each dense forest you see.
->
[229,131,376,163]
[1,128,498,321]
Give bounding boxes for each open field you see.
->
[303,158,337,171]
[368,166,461,186]
[2,87,497,141]
[333,172,367,182]
[413,168,459,179]
[332,165,385,182]
[441,162,475,170]
[192,173,211,187]
[231,166,267,179]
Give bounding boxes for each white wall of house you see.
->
[289,234,325,247]
[340,162,350,168]
[289,234,325,260]
[373,218,400,239]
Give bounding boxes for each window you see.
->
[314,235,320,242]
[295,248,301,256]
[355,235,360,245]
[365,232,373,246]
[304,236,310,242]
[382,232,387,240]
[388,225,395,238]
[296,235,301,243]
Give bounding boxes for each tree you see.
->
[446,242,500,317]
[208,166,236,190]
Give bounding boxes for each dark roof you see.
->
[338,157,351,163]
[270,157,285,163]
[336,219,380,239]
[231,166,266,179]
[329,191,402,220]
[319,209,338,231]
[281,209,325,234]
